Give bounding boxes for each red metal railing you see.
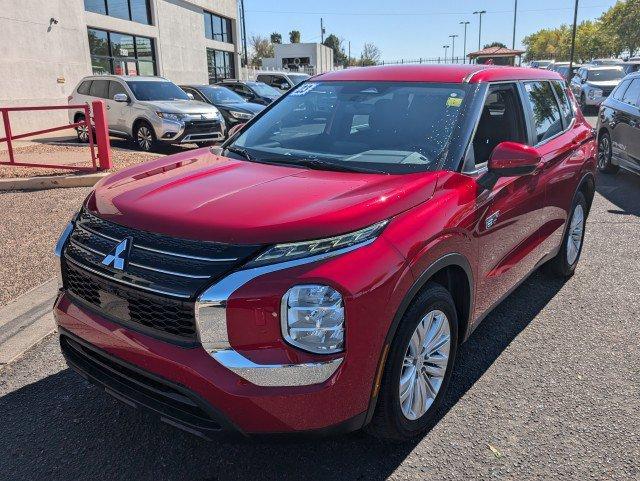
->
[0,100,112,171]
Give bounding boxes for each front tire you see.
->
[597,132,619,173]
[544,191,588,278]
[366,283,458,441]
[75,115,92,143]
[134,122,156,152]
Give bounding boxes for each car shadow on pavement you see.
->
[596,170,640,217]
[0,271,565,481]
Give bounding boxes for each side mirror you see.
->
[186,92,195,100]
[479,142,541,189]
[113,93,129,103]
[280,82,290,90]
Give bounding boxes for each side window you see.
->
[612,80,631,101]
[523,81,563,144]
[77,81,92,95]
[621,79,640,107]
[108,81,126,99]
[257,75,270,84]
[551,81,574,128]
[470,83,527,168]
[89,79,109,98]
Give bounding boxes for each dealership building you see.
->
[0,0,241,132]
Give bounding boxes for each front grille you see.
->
[62,210,263,343]
[60,333,225,438]
[184,120,221,135]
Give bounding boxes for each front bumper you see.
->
[152,116,226,144]
[53,233,405,434]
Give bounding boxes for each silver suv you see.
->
[68,76,225,151]
[570,66,625,112]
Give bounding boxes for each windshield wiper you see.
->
[224,146,253,161]
[272,157,387,174]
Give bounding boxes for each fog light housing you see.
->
[281,285,344,354]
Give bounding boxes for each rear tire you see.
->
[544,191,588,278]
[366,283,458,441]
[597,131,619,173]
[134,121,157,152]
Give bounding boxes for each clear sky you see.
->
[243,0,619,61]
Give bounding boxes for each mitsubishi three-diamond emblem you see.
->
[102,237,132,270]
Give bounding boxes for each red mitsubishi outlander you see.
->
[54,65,596,441]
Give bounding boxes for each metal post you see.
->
[449,34,459,64]
[92,100,112,171]
[512,0,518,50]
[240,0,248,67]
[348,41,351,66]
[443,45,449,63]
[460,21,470,64]
[320,18,325,43]
[569,0,579,74]
[473,10,486,51]
[1,110,14,164]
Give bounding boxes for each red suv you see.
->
[54,65,596,441]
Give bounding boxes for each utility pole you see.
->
[569,0,579,74]
[348,41,351,66]
[443,45,450,63]
[473,10,487,51]
[512,0,518,50]
[240,0,248,67]
[449,34,459,63]
[460,21,470,64]
[320,18,325,43]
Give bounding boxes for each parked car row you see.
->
[68,71,310,152]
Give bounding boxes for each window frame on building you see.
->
[206,48,235,84]
[203,11,233,43]
[84,0,152,25]
[88,27,157,77]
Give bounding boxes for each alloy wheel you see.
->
[399,309,451,420]
[566,203,584,266]
[137,126,153,151]
[77,124,89,143]
[598,135,610,169]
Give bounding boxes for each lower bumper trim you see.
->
[212,349,343,387]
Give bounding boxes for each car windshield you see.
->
[587,69,624,81]
[198,86,245,104]
[230,81,473,174]
[126,81,190,101]
[288,74,310,85]
[247,82,280,97]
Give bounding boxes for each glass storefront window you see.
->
[84,0,151,25]
[207,48,235,83]
[204,11,233,43]
[88,28,156,76]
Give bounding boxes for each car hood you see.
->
[586,80,621,88]
[217,102,265,114]
[87,150,440,244]
[137,99,219,114]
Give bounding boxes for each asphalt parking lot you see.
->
[1,117,639,481]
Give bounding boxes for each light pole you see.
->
[449,34,459,63]
[512,0,518,50]
[460,21,470,63]
[473,10,487,51]
[569,0,579,74]
[443,45,450,63]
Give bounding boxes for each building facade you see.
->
[0,0,240,133]
[261,43,335,75]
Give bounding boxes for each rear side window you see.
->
[613,80,631,101]
[621,79,640,107]
[551,81,574,128]
[77,81,92,95]
[523,81,563,144]
[89,79,109,99]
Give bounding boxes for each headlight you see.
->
[281,285,344,354]
[245,220,388,268]
[589,89,603,99]
[229,110,254,120]
[156,111,187,122]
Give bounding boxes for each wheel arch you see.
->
[132,117,154,137]
[577,172,596,213]
[362,253,474,427]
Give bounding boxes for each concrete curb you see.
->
[0,172,109,191]
[0,279,59,365]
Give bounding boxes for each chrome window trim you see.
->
[54,222,75,258]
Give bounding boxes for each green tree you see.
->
[600,0,640,57]
[484,41,508,49]
[289,30,301,43]
[359,42,381,66]
[270,32,282,44]
[249,35,274,66]
[323,34,348,67]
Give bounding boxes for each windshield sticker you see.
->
[291,83,318,96]
[446,97,463,107]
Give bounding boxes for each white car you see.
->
[256,72,311,93]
